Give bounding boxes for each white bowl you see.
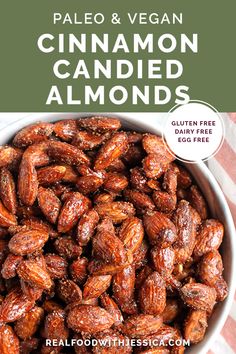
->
[0,112,235,354]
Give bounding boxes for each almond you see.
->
[20,338,39,354]
[143,211,176,246]
[48,140,90,166]
[23,142,50,167]
[121,314,163,338]
[184,309,208,344]
[45,254,68,279]
[51,184,72,199]
[70,257,88,284]
[13,122,53,147]
[162,164,179,194]
[1,253,23,279]
[106,158,127,173]
[0,146,21,168]
[42,300,63,313]
[123,144,145,167]
[0,287,34,322]
[18,157,38,206]
[93,229,127,265]
[180,283,216,312]
[53,119,77,141]
[177,165,192,189]
[104,172,129,194]
[20,280,43,301]
[76,175,104,195]
[76,209,99,246]
[143,154,169,179]
[100,293,124,326]
[198,250,223,286]
[0,323,20,354]
[152,191,176,213]
[9,229,49,256]
[142,135,174,160]
[58,192,91,233]
[139,272,166,315]
[0,200,17,227]
[43,310,69,341]
[127,131,143,144]
[147,179,161,191]
[162,299,180,324]
[37,187,61,224]
[113,265,137,315]
[14,306,44,340]
[57,279,82,304]
[97,217,116,234]
[95,201,135,224]
[67,305,115,333]
[133,240,149,270]
[72,130,107,150]
[17,259,53,290]
[141,324,179,347]
[94,132,128,170]
[124,189,155,212]
[198,251,228,302]
[130,167,151,194]
[135,265,153,290]
[119,217,144,255]
[83,275,112,300]
[37,165,66,185]
[194,219,224,257]
[151,246,175,279]
[173,200,201,263]
[54,236,82,259]
[77,164,105,177]
[213,277,228,302]
[22,217,58,238]
[78,116,121,132]
[0,167,17,214]
[61,164,78,183]
[188,185,208,220]
[93,192,115,204]
[88,259,129,276]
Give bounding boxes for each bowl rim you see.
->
[0,112,235,354]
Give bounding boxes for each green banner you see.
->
[0,0,235,111]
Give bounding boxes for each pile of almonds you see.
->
[0,116,228,353]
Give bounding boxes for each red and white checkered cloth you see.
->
[206,113,236,354]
